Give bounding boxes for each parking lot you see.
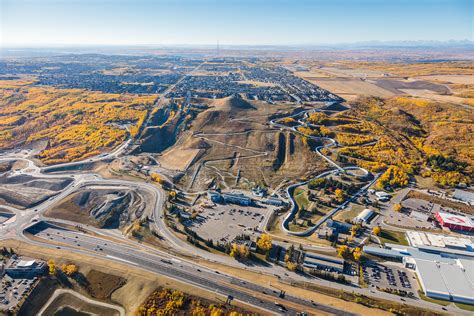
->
[185,203,275,243]
[362,263,416,297]
[0,276,38,312]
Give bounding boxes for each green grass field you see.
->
[379,229,408,246]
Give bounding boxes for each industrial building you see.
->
[364,239,474,305]
[353,208,375,225]
[453,189,474,204]
[435,211,474,232]
[207,191,252,206]
[302,252,345,273]
[4,257,46,278]
[261,197,286,207]
[406,231,473,251]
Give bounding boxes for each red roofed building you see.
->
[435,211,474,233]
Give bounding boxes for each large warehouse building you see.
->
[435,211,474,232]
[364,231,474,305]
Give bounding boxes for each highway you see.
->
[0,103,466,315]
[26,223,355,316]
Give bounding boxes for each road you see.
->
[0,103,466,315]
[268,105,377,237]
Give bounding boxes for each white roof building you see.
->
[353,208,374,224]
[453,189,474,204]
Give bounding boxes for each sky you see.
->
[0,0,472,46]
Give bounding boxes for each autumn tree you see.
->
[393,203,402,212]
[256,234,273,253]
[168,191,177,201]
[151,173,162,184]
[47,259,55,275]
[286,261,298,271]
[335,188,345,203]
[353,247,362,261]
[337,245,350,258]
[373,226,381,236]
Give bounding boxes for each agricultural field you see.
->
[294,61,474,106]
[0,80,155,165]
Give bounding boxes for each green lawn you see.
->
[294,187,310,210]
[379,229,409,246]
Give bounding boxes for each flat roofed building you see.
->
[303,252,345,273]
[414,258,474,305]
[364,243,474,304]
[435,211,474,232]
[407,231,473,251]
[353,208,374,224]
[5,257,46,278]
[453,189,474,204]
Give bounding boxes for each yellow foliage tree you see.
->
[47,259,55,275]
[151,173,162,184]
[256,234,273,252]
[335,188,345,203]
[393,203,402,212]
[353,247,362,261]
[337,245,349,258]
[373,226,381,236]
[286,261,298,271]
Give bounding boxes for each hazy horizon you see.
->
[1,0,472,46]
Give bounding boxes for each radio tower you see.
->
[217,40,220,57]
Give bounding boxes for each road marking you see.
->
[106,255,138,265]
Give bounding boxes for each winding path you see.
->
[268,106,378,236]
[38,288,125,316]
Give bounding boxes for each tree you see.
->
[335,188,345,203]
[168,191,177,200]
[373,226,381,236]
[393,203,402,212]
[256,234,273,253]
[353,247,362,261]
[65,264,78,276]
[286,261,298,271]
[47,259,55,275]
[337,245,349,257]
[151,173,162,184]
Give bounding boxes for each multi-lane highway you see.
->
[0,118,464,315]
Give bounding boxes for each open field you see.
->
[158,148,202,171]
[415,75,474,85]
[303,78,395,101]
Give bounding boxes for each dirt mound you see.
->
[0,174,73,208]
[193,96,257,132]
[211,96,256,111]
[49,188,147,229]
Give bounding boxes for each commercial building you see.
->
[302,252,345,273]
[4,257,46,278]
[453,189,474,204]
[435,211,474,233]
[406,231,473,251]
[262,197,286,207]
[364,240,474,305]
[353,209,375,224]
[207,191,252,206]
